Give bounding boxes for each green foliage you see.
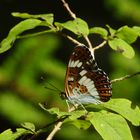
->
[108,38,135,59]
[21,122,36,133]
[133,26,140,36]
[0,6,140,140]
[89,27,108,38]
[0,92,48,124]
[12,12,54,27]
[115,26,138,44]
[102,99,140,126]
[0,19,42,53]
[0,128,31,140]
[1,98,140,139]
[104,0,140,24]
[109,52,140,101]
[88,111,133,140]
[37,98,140,140]
[1,12,140,59]
[55,18,89,36]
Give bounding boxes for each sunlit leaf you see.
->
[0,19,41,53]
[106,25,116,36]
[12,12,54,26]
[108,38,135,58]
[132,26,140,37]
[87,111,133,140]
[69,120,91,130]
[55,18,89,36]
[102,99,140,126]
[69,110,86,120]
[115,26,138,44]
[21,122,35,132]
[0,128,30,140]
[39,105,69,117]
[89,27,108,38]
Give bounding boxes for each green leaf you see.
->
[68,110,86,120]
[106,25,116,36]
[69,120,91,130]
[89,27,108,38]
[0,19,42,53]
[39,104,69,117]
[108,38,135,58]
[21,122,35,132]
[12,12,54,26]
[87,111,133,140]
[0,128,30,140]
[55,18,89,36]
[132,26,140,37]
[115,26,138,44]
[102,99,140,126]
[65,110,90,129]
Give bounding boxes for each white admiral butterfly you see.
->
[63,45,112,105]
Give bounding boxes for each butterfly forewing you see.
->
[64,45,112,105]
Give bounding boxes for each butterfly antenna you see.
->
[40,76,67,99]
[46,81,62,92]
[40,76,62,92]
[44,86,58,92]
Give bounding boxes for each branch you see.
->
[60,0,76,19]
[84,36,93,50]
[62,34,83,46]
[60,0,93,49]
[111,71,140,84]
[93,40,107,51]
[46,105,77,140]
[46,121,63,140]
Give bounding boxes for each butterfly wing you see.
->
[64,45,112,104]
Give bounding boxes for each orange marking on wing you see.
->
[79,85,88,94]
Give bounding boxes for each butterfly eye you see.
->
[60,92,67,99]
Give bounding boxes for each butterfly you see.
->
[62,45,112,106]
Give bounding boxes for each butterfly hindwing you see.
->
[65,45,112,105]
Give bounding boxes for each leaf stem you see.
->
[60,0,93,49]
[84,36,93,50]
[111,71,140,84]
[16,29,54,39]
[93,40,107,51]
[62,34,83,46]
[46,106,76,140]
[60,0,76,19]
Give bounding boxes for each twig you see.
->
[62,34,83,46]
[93,40,107,51]
[84,36,93,50]
[46,121,63,140]
[60,0,76,19]
[60,0,93,49]
[46,105,77,140]
[16,29,53,39]
[111,71,140,84]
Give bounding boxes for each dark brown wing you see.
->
[64,45,112,102]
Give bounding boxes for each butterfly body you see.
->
[64,45,112,105]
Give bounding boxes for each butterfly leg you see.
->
[66,100,79,112]
[66,99,88,115]
[66,100,71,112]
[78,102,88,115]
